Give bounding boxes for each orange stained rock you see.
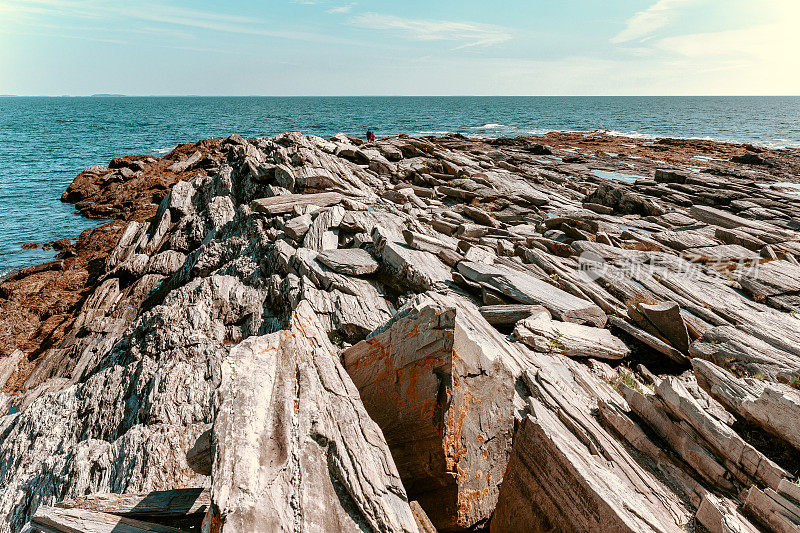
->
[442,387,472,474]
[402,352,444,412]
[455,488,486,520]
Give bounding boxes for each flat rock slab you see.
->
[318,248,379,276]
[693,358,800,452]
[55,488,209,518]
[373,227,453,291]
[478,304,546,326]
[492,398,684,533]
[30,506,185,533]
[652,230,719,251]
[458,261,607,327]
[737,259,800,300]
[684,244,761,262]
[250,192,342,215]
[513,310,630,360]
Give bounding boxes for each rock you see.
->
[402,229,456,255]
[582,202,614,215]
[167,150,203,173]
[696,493,761,533]
[690,205,791,242]
[651,230,718,251]
[185,429,212,476]
[0,350,24,389]
[409,502,436,533]
[208,302,418,533]
[608,316,688,364]
[303,205,345,251]
[317,248,379,276]
[4,259,64,282]
[622,375,788,493]
[378,143,404,162]
[147,250,186,276]
[684,243,761,262]
[529,144,552,155]
[690,326,800,383]
[373,227,453,291]
[54,488,210,519]
[284,213,313,241]
[513,309,630,359]
[250,192,343,215]
[492,376,685,533]
[7,128,800,533]
[715,227,767,251]
[478,304,545,326]
[585,183,666,216]
[693,359,800,452]
[637,301,690,353]
[461,205,499,228]
[655,169,688,184]
[28,506,186,533]
[732,153,772,166]
[342,294,518,531]
[274,163,295,188]
[462,243,496,264]
[736,260,800,301]
[741,485,800,532]
[457,261,607,327]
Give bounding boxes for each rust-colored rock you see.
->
[342,293,518,532]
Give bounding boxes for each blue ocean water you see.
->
[1,96,799,274]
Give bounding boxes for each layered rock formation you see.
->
[1,130,799,532]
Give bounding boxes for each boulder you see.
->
[284,213,313,241]
[585,183,666,217]
[208,302,418,533]
[342,294,519,531]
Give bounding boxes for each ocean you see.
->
[1,95,799,274]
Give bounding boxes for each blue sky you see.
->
[0,0,797,95]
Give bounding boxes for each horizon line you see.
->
[2,94,800,98]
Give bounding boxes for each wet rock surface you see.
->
[1,130,799,532]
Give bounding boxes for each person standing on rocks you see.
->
[367,129,375,142]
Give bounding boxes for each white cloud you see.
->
[351,13,512,48]
[611,0,694,43]
[0,0,366,46]
[327,3,356,14]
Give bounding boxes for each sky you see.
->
[0,0,798,96]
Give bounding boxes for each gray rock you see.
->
[251,192,342,215]
[317,248,379,276]
[284,213,313,241]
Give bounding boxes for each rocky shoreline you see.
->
[1,130,799,532]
